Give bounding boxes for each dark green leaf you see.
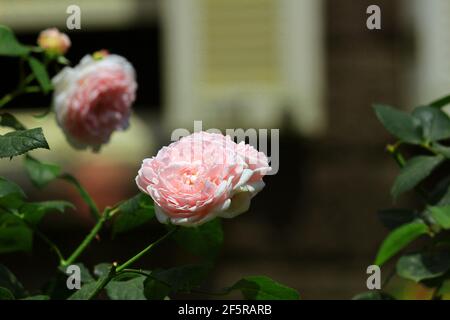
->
[94,263,112,278]
[429,172,450,204]
[20,200,74,225]
[143,277,170,300]
[428,205,450,230]
[231,276,300,300]
[28,57,52,94]
[413,106,450,142]
[106,276,146,300]
[397,252,450,282]
[0,214,32,254]
[67,280,100,300]
[24,155,61,188]
[0,113,26,130]
[352,291,395,300]
[22,295,50,300]
[0,128,49,159]
[438,280,450,296]
[373,104,422,144]
[378,208,417,230]
[375,221,429,266]
[391,155,444,198]
[150,265,209,293]
[0,264,26,298]
[0,25,29,56]
[0,177,26,208]
[112,193,154,237]
[432,143,450,160]
[0,287,14,300]
[172,219,223,260]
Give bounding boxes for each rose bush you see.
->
[0,25,299,301]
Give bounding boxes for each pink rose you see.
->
[136,132,271,227]
[52,52,137,150]
[37,28,71,55]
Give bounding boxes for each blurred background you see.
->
[1,0,450,299]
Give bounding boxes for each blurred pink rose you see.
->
[37,28,71,55]
[52,52,137,150]
[136,132,271,227]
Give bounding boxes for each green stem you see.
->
[61,208,115,268]
[59,173,101,221]
[85,229,177,300]
[34,228,65,264]
[0,74,37,108]
[87,263,117,300]
[116,227,178,273]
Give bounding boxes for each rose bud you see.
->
[136,132,271,227]
[37,28,71,55]
[52,52,137,151]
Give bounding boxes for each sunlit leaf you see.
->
[375,221,429,266]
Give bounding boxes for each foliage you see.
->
[354,98,450,299]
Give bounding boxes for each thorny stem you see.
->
[61,207,120,268]
[115,227,179,273]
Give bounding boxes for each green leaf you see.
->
[375,221,429,266]
[373,104,422,144]
[24,155,61,188]
[0,264,26,298]
[0,287,14,300]
[112,194,155,237]
[106,276,146,300]
[391,155,444,198]
[397,252,450,282]
[172,219,223,260]
[428,205,450,230]
[143,277,170,300]
[0,128,49,159]
[0,25,29,57]
[67,280,100,300]
[0,113,26,130]
[352,291,395,300]
[413,106,450,142]
[28,57,52,94]
[93,263,112,278]
[433,143,450,161]
[231,276,300,300]
[437,279,450,296]
[22,295,50,300]
[0,214,32,254]
[0,177,26,208]
[150,265,209,293]
[20,200,74,225]
[377,208,417,230]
